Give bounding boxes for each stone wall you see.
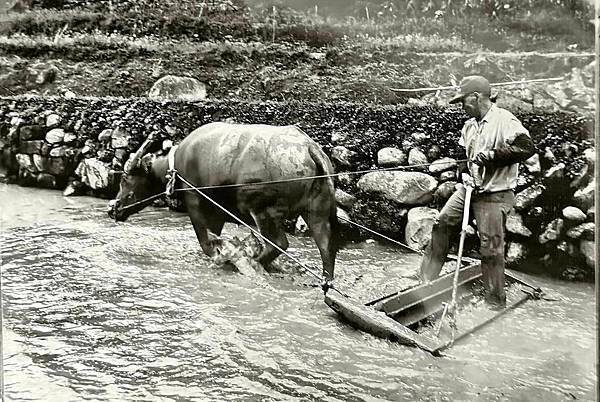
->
[0,95,594,280]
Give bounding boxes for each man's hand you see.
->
[472,150,495,166]
[461,173,475,188]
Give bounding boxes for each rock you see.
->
[330,131,348,144]
[46,113,61,128]
[543,147,556,163]
[433,181,457,205]
[295,216,309,235]
[428,157,457,174]
[427,145,441,161]
[19,125,45,141]
[63,132,77,144]
[335,189,356,209]
[49,146,68,158]
[566,222,595,240]
[439,170,456,182]
[579,240,595,269]
[337,173,352,187]
[62,89,76,99]
[111,127,129,149]
[45,128,65,144]
[63,180,86,197]
[572,179,594,211]
[523,154,541,173]
[18,140,43,154]
[586,207,594,222]
[16,153,36,172]
[506,242,527,266]
[538,218,564,244]
[148,75,207,100]
[377,147,406,167]
[35,65,59,85]
[331,146,355,167]
[562,206,586,223]
[506,210,532,237]
[10,117,24,127]
[410,132,429,143]
[75,158,111,190]
[98,129,112,142]
[408,148,428,166]
[32,154,49,172]
[405,207,439,251]
[357,171,438,205]
[544,163,565,179]
[583,147,595,166]
[36,173,56,188]
[401,139,414,152]
[48,157,67,176]
[336,207,351,229]
[514,184,545,211]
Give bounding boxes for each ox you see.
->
[108,122,338,283]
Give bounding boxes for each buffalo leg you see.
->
[301,209,336,281]
[185,194,225,257]
[250,211,289,267]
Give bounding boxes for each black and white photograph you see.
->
[0,0,597,400]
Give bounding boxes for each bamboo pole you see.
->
[594,1,599,399]
[390,77,564,93]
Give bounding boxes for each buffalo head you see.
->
[108,135,159,221]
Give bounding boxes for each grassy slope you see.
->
[0,1,595,110]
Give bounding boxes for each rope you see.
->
[390,77,564,93]
[176,173,348,297]
[169,158,469,193]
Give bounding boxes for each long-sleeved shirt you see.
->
[459,104,534,193]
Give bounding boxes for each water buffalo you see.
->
[108,122,338,282]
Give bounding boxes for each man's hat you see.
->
[449,75,491,104]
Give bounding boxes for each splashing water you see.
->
[0,184,595,401]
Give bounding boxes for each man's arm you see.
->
[491,133,535,165]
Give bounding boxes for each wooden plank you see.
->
[370,262,481,314]
[324,292,440,355]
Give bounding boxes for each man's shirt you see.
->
[459,104,530,193]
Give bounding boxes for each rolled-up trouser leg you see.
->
[472,190,515,305]
[420,186,467,281]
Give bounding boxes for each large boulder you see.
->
[331,146,355,167]
[579,240,595,269]
[335,189,357,209]
[562,206,586,224]
[148,75,207,100]
[566,222,595,240]
[405,207,439,251]
[75,158,111,190]
[515,184,545,211]
[377,147,406,167]
[357,171,438,205]
[506,242,527,266]
[538,218,564,244]
[572,179,595,211]
[506,210,532,237]
[408,148,428,166]
[428,157,457,174]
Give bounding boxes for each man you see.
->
[419,75,535,306]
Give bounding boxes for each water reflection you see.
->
[0,184,596,401]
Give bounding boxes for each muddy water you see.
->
[0,184,595,401]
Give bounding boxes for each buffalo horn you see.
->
[125,134,155,173]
